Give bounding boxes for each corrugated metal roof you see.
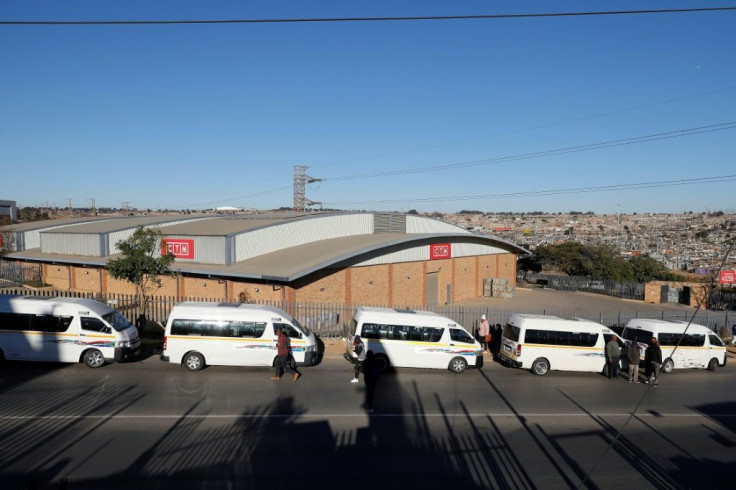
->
[160,217,286,236]
[42,216,206,234]
[0,217,112,232]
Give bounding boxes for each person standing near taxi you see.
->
[605,335,621,380]
[645,337,662,387]
[478,314,490,353]
[627,341,641,383]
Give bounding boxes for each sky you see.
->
[1,1,735,215]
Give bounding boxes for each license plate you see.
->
[504,344,511,352]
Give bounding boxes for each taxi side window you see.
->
[275,323,302,339]
[81,317,110,334]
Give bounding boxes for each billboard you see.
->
[430,243,451,260]
[719,269,735,285]
[162,239,194,259]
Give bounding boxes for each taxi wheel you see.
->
[83,349,105,368]
[532,358,549,376]
[662,358,674,374]
[449,357,467,374]
[374,354,390,372]
[183,352,205,371]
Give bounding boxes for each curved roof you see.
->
[157,232,527,282]
[5,212,530,282]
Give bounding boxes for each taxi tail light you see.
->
[163,336,167,351]
[516,344,522,357]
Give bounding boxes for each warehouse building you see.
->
[3,212,529,306]
[0,200,18,223]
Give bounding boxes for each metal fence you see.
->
[2,288,734,339]
[0,261,41,287]
[709,289,736,311]
[522,272,645,300]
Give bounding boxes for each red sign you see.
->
[719,269,736,284]
[430,243,451,260]
[162,239,194,259]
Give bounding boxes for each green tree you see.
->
[107,226,175,327]
[519,242,634,281]
[629,254,684,282]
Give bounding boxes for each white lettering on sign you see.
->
[430,243,451,260]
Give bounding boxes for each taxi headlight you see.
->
[305,345,316,352]
[117,340,131,348]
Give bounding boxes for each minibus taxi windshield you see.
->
[102,310,134,332]
[292,318,311,337]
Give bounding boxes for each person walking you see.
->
[478,314,490,353]
[271,326,300,382]
[731,324,736,345]
[627,341,641,383]
[351,335,367,383]
[645,337,662,387]
[605,335,621,380]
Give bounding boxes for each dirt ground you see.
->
[454,286,699,315]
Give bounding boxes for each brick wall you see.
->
[294,269,346,303]
[453,256,477,302]
[390,262,424,306]
[350,264,389,305]
[43,264,71,289]
[73,267,101,293]
[37,252,520,307]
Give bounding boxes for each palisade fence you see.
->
[0,262,41,286]
[2,287,734,339]
[522,272,646,300]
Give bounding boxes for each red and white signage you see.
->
[430,243,451,260]
[162,239,194,259]
[719,269,735,285]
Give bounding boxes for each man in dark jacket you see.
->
[644,337,662,386]
[605,335,621,380]
[271,326,300,382]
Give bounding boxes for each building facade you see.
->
[4,212,528,306]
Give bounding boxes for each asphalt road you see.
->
[1,351,735,490]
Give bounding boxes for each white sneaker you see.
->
[350,378,359,383]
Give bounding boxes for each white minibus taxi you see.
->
[0,295,140,367]
[162,302,318,371]
[499,314,615,376]
[621,319,726,373]
[347,307,483,373]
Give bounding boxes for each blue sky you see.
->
[1,1,735,214]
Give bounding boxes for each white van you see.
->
[620,318,726,373]
[346,307,483,373]
[499,314,615,376]
[0,295,140,368]
[162,302,318,371]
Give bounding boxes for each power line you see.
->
[175,185,292,209]
[322,175,736,206]
[2,7,736,25]
[316,85,736,170]
[321,122,736,182]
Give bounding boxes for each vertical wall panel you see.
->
[235,214,373,262]
[407,215,469,234]
[41,233,102,256]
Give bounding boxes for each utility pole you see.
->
[293,165,322,211]
[88,198,96,216]
[67,199,73,217]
